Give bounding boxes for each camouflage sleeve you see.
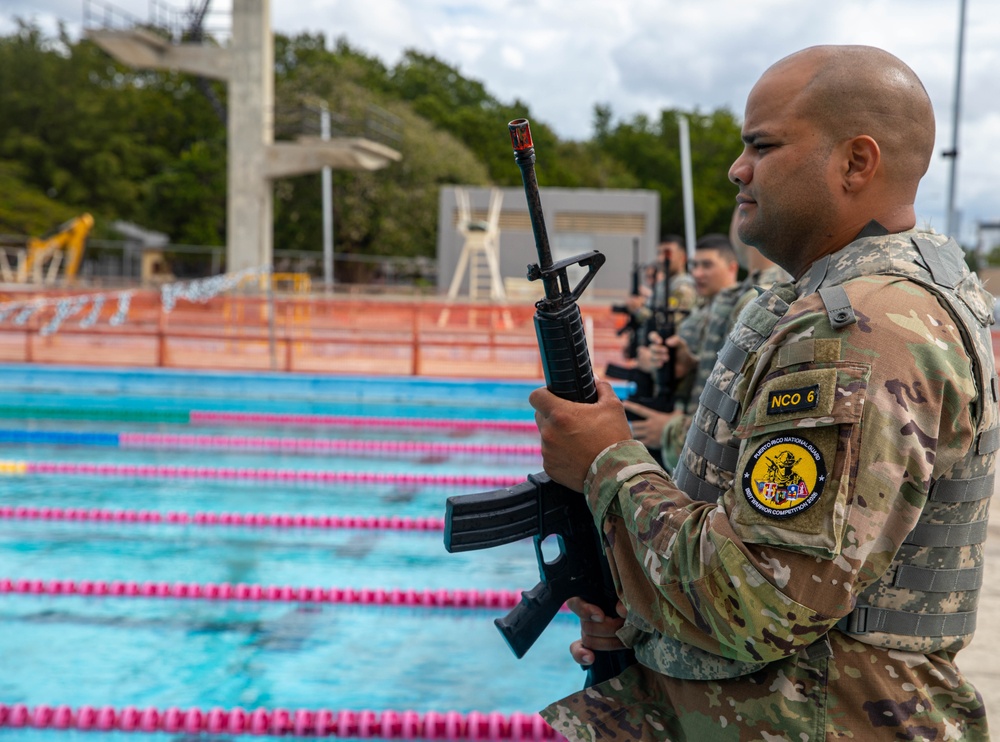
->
[585,276,979,663]
[658,412,692,471]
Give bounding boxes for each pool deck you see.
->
[962,491,999,732]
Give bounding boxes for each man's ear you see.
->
[842,135,880,191]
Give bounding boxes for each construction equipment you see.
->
[2,214,95,284]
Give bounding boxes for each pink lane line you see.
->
[0,703,564,740]
[22,461,522,488]
[0,578,529,610]
[119,432,541,458]
[0,506,445,531]
[190,410,538,433]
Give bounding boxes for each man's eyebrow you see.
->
[741,130,773,144]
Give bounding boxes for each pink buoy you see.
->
[465,711,485,741]
[75,705,97,731]
[52,705,73,730]
[401,710,422,738]
[293,709,313,736]
[96,706,116,731]
[183,708,204,734]
[488,712,505,741]
[119,706,140,731]
[30,704,52,729]
[162,707,183,733]
[207,708,228,734]
[509,712,531,742]
[357,709,377,738]
[313,709,335,735]
[269,708,290,735]
[336,710,356,738]
[424,710,443,740]
[249,708,270,734]
[226,707,247,733]
[380,710,401,739]
[445,711,464,740]
[139,707,160,732]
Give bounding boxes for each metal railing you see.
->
[275,102,404,149]
[83,0,230,43]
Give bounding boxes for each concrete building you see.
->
[437,186,660,302]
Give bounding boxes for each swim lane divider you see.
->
[0,460,522,488]
[0,703,564,740]
[0,577,539,610]
[190,410,538,433]
[0,506,446,531]
[0,428,541,457]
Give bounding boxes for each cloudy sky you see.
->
[4,0,999,247]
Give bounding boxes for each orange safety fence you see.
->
[0,290,633,380]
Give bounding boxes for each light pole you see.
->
[320,102,334,291]
[943,0,968,241]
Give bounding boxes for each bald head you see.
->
[765,45,935,196]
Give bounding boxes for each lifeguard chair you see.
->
[438,188,508,326]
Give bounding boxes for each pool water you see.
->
[0,366,594,740]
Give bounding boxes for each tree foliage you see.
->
[0,20,744,276]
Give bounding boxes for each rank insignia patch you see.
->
[766,384,819,415]
[741,435,826,518]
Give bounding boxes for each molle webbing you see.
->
[699,383,741,425]
[674,463,725,504]
[894,564,984,592]
[836,606,976,637]
[929,473,995,502]
[904,519,989,548]
[675,286,795,505]
[685,424,741,471]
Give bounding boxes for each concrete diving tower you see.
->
[85,0,401,273]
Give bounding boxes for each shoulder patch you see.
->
[741,435,826,518]
[766,384,819,415]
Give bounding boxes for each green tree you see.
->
[593,104,742,238]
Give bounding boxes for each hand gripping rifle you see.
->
[627,275,679,416]
[443,119,635,687]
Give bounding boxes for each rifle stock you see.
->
[443,118,634,687]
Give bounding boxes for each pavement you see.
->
[960,497,1000,732]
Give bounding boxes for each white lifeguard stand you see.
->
[438,188,509,326]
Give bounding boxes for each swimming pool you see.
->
[0,365,596,740]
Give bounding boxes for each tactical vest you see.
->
[632,230,998,680]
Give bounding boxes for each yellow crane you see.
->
[12,213,94,284]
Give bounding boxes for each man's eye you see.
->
[754,143,774,152]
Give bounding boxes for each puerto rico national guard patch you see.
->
[741,435,826,518]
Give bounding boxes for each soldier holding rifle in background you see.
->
[532,45,997,740]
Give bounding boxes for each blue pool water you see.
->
[0,365,595,740]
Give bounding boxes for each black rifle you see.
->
[443,118,635,687]
[610,237,644,361]
[607,269,680,423]
[632,274,680,415]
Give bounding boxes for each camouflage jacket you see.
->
[542,230,998,741]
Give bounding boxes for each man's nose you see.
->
[729,153,751,185]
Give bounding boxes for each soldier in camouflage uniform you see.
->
[629,235,740,462]
[529,45,997,740]
[626,237,698,337]
[630,243,790,472]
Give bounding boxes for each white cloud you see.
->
[2,0,998,242]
